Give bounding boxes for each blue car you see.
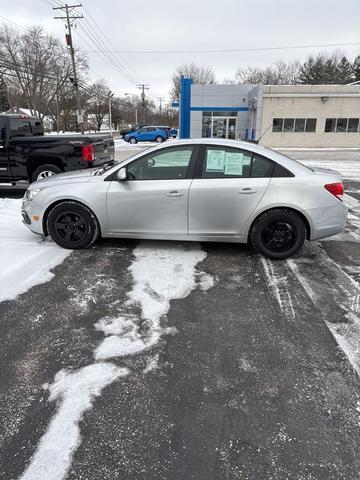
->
[124,126,168,144]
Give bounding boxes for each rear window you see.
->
[30,120,43,136]
[9,119,31,138]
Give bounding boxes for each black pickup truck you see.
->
[0,114,115,184]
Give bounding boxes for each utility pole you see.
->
[54,3,84,133]
[108,91,114,136]
[157,97,165,116]
[137,84,149,124]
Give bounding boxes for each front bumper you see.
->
[21,198,45,235]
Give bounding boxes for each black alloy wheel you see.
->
[47,202,99,249]
[250,209,306,259]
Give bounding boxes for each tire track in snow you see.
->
[18,242,214,480]
[288,250,360,376]
[260,257,296,320]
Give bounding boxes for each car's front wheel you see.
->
[250,209,306,259]
[129,137,137,144]
[155,136,164,143]
[47,202,99,249]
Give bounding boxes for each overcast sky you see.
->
[2,0,360,107]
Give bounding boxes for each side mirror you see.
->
[116,167,127,182]
[117,167,127,181]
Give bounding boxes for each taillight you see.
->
[324,182,344,199]
[82,144,95,162]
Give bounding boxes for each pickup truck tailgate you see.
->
[93,136,115,164]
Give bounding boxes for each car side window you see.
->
[251,155,275,177]
[127,147,194,180]
[201,147,253,178]
[201,147,276,179]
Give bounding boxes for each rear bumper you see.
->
[308,201,348,241]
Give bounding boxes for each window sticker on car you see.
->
[206,149,225,171]
[224,152,245,175]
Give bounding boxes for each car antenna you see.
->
[254,123,273,144]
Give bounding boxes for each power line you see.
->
[82,41,360,55]
[77,17,140,85]
[82,3,144,84]
[42,0,144,85]
[77,21,135,84]
[0,58,67,82]
[0,15,27,32]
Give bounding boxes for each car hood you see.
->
[31,168,95,188]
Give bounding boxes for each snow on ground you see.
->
[19,241,213,480]
[19,364,128,480]
[114,138,154,149]
[0,198,70,303]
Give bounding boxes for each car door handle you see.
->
[167,190,184,197]
[239,188,257,194]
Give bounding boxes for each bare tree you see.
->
[228,60,301,85]
[0,24,88,130]
[85,80,112,131]
[170,63,216,100]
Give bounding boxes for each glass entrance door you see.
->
[211,117,237,139]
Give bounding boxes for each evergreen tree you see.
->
[335,56,354,83]
[353,55,360,82]
[299,53,340,84]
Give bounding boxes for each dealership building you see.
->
[179,78,360,148]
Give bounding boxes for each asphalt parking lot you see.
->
[0,148,360,480]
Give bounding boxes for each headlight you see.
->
[25,188,41,201]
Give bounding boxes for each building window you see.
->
[348,118,359,132]
[272,118,283,132]
[294,118,306,132]
[336,118,348,132]
[272,118,317,133]
[305,118,317,132]
[284,118,295,132]
[325,118,360,133]
[202,114,211,137]
[325,118,336,132]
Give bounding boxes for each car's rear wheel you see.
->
[250,209,306,259]
[155,136,164,143]
[129,137,137,144]
[47,202,99,249]
[32,164,62,182]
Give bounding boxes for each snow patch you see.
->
[19,363,128,480]
[197,271,215,291]
[94,242,209,360]
[143,354,160,374]
[0,198,70,303]
[18,241,211,479]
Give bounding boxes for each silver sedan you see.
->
[21,139,347,259]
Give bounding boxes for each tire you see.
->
[155,136,164,143]
[129,137,137,144]
[250,209,306,259]
[47,201,99,249]
[31,164,62,182]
